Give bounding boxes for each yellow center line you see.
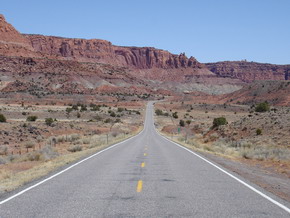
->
[137,180,143,192]
[141,162,145,168]
[144,153,147,156]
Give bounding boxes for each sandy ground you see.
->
[0,100,145,193]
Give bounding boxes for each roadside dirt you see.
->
[199,151,290,202]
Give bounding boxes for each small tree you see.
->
[172,112,178,119]
[155,109,163,116]
[256,128,262,135]
[27,116,38,122]
[212,117,227,128]
[186,120,191,126]
[179,119,185,127]
[66,107,73,113]
[255,102,270,112]
[0,114,6,122]
[45,118,54,126]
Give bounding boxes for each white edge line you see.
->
[0,129,144,205]
[157,131,290,214]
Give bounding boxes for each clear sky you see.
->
[1,0,290,64]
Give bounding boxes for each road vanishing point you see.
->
[0,102,289,217]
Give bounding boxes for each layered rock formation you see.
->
[0,14,37,57]
[24,34,204,70]
[206,61,290,82]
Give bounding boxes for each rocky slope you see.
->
[206,61,290,82]
[24,34,204,70]
[219,80,290,106]
[1,14,290,100]
[0,14,244,95]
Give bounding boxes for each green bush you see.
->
[155,109,163,116]
[66,107,73,113]
[172,112,178,119]
[0,114,6,122]
[186,120,191,126]
[80,105,87,112]
[110,111,116,117]
[117,108,124,113]
[212,117,228,128]
[256,128,262,135]
[27,116,38,122]
[179,119,185,127]
[104,118,112,123]
[255,102,270,112]
[91,105,100,111]
[45,118,54,126]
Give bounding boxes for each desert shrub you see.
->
[172,112,178,119]
[186,120,191,126]
[179,119,185,127]
[0,156,7,164]
[91,105,100,111]
[25,141,35,149]
[27,152,41,161]
[117,108,124,113]
[66,107,73,113]
[155,109,163,116]
[112,131,119,137]
[40,145,58,160]
[110,111,116,117]
[255,102,270,112]
[0,114,7,122]
[67,145,82,152]
[82,138,91,144]
[209,133,219,141]
[0,145,8,155]
[45,118,54,126]
[76,112,81,118]
[93,115,102,121]
[80,105,87,112]
[212,117,228,128]
[256,128,262,135]
[72,105,79,110]
[27,116,38,122]
[104,118,112,123]
[63,134,80,142]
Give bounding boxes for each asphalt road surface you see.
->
[0,102,289,217]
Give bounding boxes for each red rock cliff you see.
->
[206,61,290,82]
[24,34,203,70]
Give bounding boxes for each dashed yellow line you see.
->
[137,180,143,192]
[141,162,145,168]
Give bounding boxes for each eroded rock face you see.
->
[0,14,37,57]
[206,61,290,82]
[24,34,203,70]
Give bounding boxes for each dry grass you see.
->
[155,101,290,165]
[0,127,142,194]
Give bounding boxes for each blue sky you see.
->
[2,0,290,64]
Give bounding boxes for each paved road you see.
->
[0,102,289,217]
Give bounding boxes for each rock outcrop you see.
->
[24,34,204,70]
[0,14,37,57]
[206,61,290,82]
